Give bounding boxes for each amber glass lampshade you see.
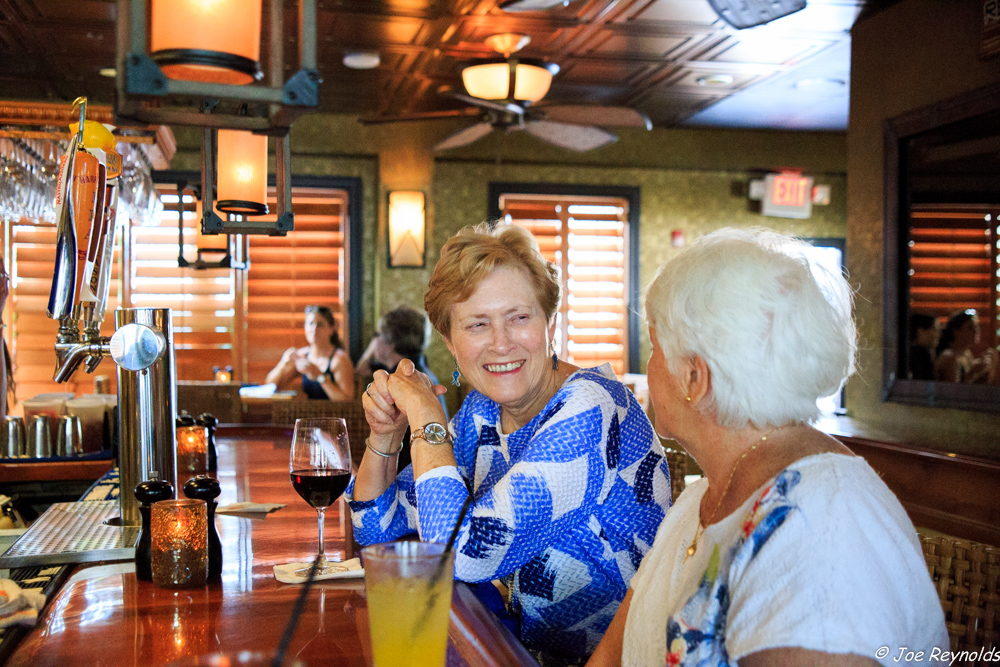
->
[461,59,559,103]
[150,0,263,85]
[216,129,269,215]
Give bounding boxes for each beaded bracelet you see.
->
[365,437,402,458]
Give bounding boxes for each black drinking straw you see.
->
[272,554,322,667]
[414,494,473,635]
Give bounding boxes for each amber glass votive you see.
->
[151,499,208,589]
[176,414,209,474]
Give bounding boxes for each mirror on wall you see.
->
[883,83,1000,412]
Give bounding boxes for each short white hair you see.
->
[645,228,856,429]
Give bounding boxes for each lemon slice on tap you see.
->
[68,120,117,152]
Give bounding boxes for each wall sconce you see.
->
[216,130,268,215]
[388,191,426,268]
[149,0,263,85]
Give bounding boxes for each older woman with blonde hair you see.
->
[347,223,672,666]
[587,228,946,667]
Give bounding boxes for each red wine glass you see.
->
[289,417,352,574]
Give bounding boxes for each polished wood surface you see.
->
[6,425,537,667]
[0,457,112,484]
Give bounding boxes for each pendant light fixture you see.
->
[461,34,559,104]
[149,0,263,85]
[216,130,268,215]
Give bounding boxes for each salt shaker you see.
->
[183,476,222,581]
[134,480,175,581]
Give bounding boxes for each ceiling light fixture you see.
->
[149,0,263,85]
[696,74,735,87]
[461,34,559,103]
[99,68,117,78]
[343,51,381,70]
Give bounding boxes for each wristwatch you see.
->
[412,422,452,446]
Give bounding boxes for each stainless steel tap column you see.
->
[114,307,177,526]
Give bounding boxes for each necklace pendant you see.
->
[685,544,696,558]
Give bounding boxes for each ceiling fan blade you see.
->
[442,90,525,115]
[434,122,496,151]
[523,120,619,152]
[499,0,571,11]
[534,105,652,130]
[359,108,482,125]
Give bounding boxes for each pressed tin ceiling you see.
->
[0,0,872,130]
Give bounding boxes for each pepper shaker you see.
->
[197,413,218,473]
[134,480,175,581]
[183,476,222,581]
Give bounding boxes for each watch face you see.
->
[423,422,448,444]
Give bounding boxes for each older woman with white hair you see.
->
[587,228,946,667]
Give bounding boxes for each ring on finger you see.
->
[365,383,374,399]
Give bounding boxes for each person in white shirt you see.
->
[587,228,947,667]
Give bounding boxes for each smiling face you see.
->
[445,265,557,419]
[304,311,333,347]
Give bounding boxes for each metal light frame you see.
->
[115,0,321,236]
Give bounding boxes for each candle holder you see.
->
[176,413,209,475]
[151,499,208,589]
[134,479,175,581]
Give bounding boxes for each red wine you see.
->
[290,469,351,509]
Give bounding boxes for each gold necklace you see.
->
[684,430,775,562]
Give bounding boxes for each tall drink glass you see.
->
[362,541,455,667]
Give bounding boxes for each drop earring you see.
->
[451,360,461,387]
[550,342,558,370]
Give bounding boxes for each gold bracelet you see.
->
[365,437,402,458]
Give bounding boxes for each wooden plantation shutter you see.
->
[245,188,347,383]
[908,204,998,347]
[6,218,122,399]
[500,194,629,375]
[133,188,236,380]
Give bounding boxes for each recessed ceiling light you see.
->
[343,51,380,70]
[794,77,846,89]
[99,68,117,78]
[696,74,734,87]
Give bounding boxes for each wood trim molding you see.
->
[836,434,1000,547]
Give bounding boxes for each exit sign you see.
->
[762,173,814,219]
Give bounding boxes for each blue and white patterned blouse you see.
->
[346,364,672,665]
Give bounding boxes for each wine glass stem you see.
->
[316,507,327,566]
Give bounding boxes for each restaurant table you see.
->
[5,425,538,667]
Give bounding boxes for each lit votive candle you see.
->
[176,413,208,474]
[151,499,208,589]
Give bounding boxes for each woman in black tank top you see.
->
[265,305,355,400]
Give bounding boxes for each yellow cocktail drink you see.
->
[366,575,453,667]
[363,541,456,667]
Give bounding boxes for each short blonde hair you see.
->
[425,223,561,337]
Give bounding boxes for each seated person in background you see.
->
[347,223,672,666]
[357,305,446,470]
[265,305,355,400]
[907,313,938,380]
[935,309,997,384]
[588,228,946,667]
[357,305,440,390]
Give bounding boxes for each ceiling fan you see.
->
[360,33,652,153]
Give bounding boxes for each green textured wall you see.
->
[427,161,846,414]
[848,0,1000,458]
[169,115,848,416]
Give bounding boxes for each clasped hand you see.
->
[362,359,447,439]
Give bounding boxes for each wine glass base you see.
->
[293,562,349,577]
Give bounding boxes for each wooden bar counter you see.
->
[6,426,537,667]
